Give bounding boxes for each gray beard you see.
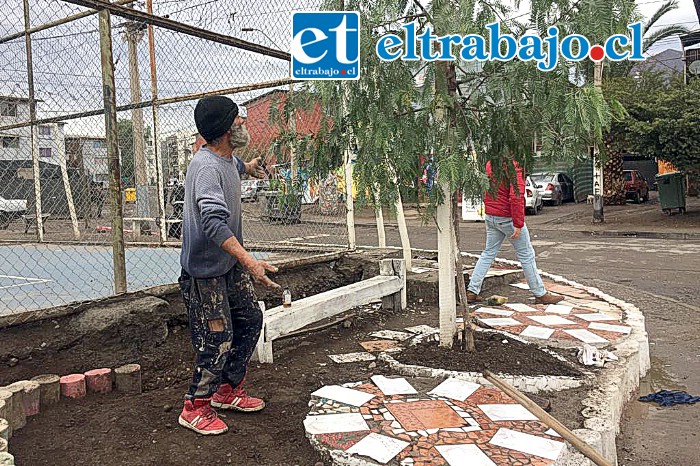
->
[230,124,251,149]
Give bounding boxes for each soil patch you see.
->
[395,332,581,377]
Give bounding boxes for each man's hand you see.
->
[247,259,280,289]
[245,157,267,178]
[510,227,522,240]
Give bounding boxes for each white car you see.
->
[0,195,28,229]
[525,176,543,215]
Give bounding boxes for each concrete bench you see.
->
[22,213,50,234]
[253,259,406,363]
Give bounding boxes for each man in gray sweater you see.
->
[178,96,279,435]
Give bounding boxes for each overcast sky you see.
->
[1,0,697,138]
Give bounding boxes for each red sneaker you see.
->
[211,383,265,412]
[178,398,228,435]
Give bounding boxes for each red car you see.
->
[624,170,650,203]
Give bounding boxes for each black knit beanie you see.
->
[194,96,238,142]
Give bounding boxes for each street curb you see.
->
[466,253,650,466]
[566,229,700,241]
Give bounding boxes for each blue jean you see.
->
[468,215,547,297]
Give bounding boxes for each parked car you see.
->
[0,196,28,229]
[623,170,649,203]
[241,179,270,202]
[525,176,543,215]
[531,172,575,205]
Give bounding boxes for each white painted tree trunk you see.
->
[55,124,80,240]
[394,190,412,271]
[437,180,456,347]
[373,186,386,248]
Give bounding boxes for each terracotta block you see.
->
[60,374,86,399]
[85,368,113,394]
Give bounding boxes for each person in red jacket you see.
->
[467,159,563,304]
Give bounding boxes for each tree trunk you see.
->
[602,131,627,205]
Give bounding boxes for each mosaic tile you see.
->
[478,404,538,421]
[505,303,540,313]
[563,329,609,344]
[545,304,573,315]
[405,325,440,335]
[346,432,410,464]
[527,315,577,326]
[387,400,467,431]
[372,375,418,396]
[511,283,530,290]
[544,429,561,437]
[489,428,565,460]
[428,378,481,402]
[519,326,555,340]
[311,385,375,407]
[475,307,515,317]
[436,444,497,466]
[360,340,401,352]
[370,330,414,341]
[478,317,522,327]
[588,322,631,334]
[328,352,376,363]
[304,413,369,435]
[573,312,618,322]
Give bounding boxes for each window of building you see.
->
[38,125,52,136]
[39,147,52,157]
[1,136,20,148]
[93,140,105,149]
[0,101,18,117]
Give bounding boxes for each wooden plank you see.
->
[265,276,402,341]
[437,180,456,347]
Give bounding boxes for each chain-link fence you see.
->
[0,0,350,321]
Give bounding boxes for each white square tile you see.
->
[462,425,482,432]
[362,414,373,420]
[505,303,540,313]
[405,325,439,335]
[428,378,481,402]
[545,304,573,315]
[489,428,565,460]
[519,326,555,340]
[383,412,395,421]
[346,432,410,464]
[328,352,376,363]
[426,428,440,434]
[303,413,369,435]
[390,420,401,429]
[478,317,522,327]
[369,330,413,341]
[563,329,609,344]
[311,385,375,407]
[588,322,631,334]
[545,428,561,437]
[475,307,514,317]
[371,375,418,396]
[574,312,618,322]
[393,428,406,435]
[511,283,530,290]
[478,404,538,421]
[528,315,577,326]
[417,429,428,436]
[436,444,496,466]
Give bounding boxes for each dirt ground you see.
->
[1,257,589,466]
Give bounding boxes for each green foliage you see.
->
[611,74,700,175]
[277,0,625,213]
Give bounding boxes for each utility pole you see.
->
[124,13,150,235]
[592,61,604,223]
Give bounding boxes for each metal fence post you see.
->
[146,0,167,244]
[23,0,44,242]
[98,7,127,294]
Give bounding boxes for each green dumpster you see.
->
[655,172,686,215]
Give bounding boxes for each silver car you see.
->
[241,179,270,202]
[531,172,575,205]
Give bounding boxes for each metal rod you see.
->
[0,78,294,132]
[146,0,167,244]
[98,7,127,294]
[0,0,136,45]
[54,123,81,239]
[483,370,613,466]
[60,0,290,60]
[23,0,44,242]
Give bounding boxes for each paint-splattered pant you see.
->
[179,265,262,399]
